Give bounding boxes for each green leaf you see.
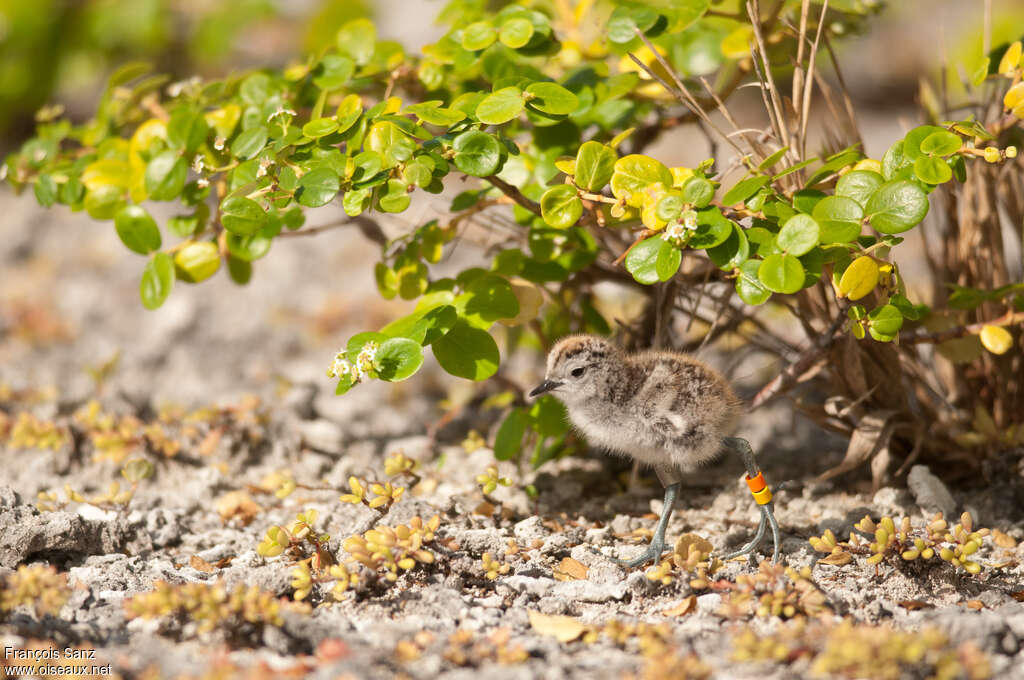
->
[476,87,525,125]
[757,253,805,294]
[758,146,789,171]
[456,274,519,328]
[681,176,714,208]
[297,168,340,207]
[865,180,929,234]
[405,101,465,127]
[913,156,953,185]
[812,195,863,243]
[230,127,268,160]
[84,185,124,219]
[881,141,911,180]
[524,82,579,116]
[140,252,175,310]
[379,179,411,213]
[499,17,534,49]
[346,331,388,363]
[174,241,220,283]
[610,154,673,205]
[226,232,271,262]
[656,194,684,222]
[302,117,340,139]
[722,174,770,206]
[574,141,616,192]
[145,151,187,201]
[607,4,660,43]
[313,54,355,91]
[971,57,990,86]
[335,94,364,133]
[540,185,582,228]
[115,205,162,254]
[689,207,732,248]
[775,214,819,256]
[336,18,376,65]
[494,407,528,460]
[34,174,57,207]
[919,130,962,157]
[902,125,946,160]
[366,121,415,168]
[452,130,502,177]
[656,240,681,281]
[529,395,569,437]
[343,188,371,216]
[374,337,424,382]
[462,21,497,51]
[736,259,770,305]
[220,196,266,236]
[403,157,434,188]
[707,223,749,270]
[867,303,903,341]
[167,108,209,153]
[835,170,883,207]
[432,321,500,380]
[624,236,662,285]
[666,0,710,31]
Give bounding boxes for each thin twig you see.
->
[486,175,543,217]
[749,298,851,410]
[898,311,1024,345]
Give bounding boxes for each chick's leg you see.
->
[614,481,679,568]
[721,436,781,563]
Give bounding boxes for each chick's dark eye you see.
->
[570,367,585,378]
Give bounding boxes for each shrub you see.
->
[5,2,1022,481]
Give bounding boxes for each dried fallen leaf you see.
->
[819,548,854,566]
[528,611,586,643]
[553,558,588,581]
[1010,591,1024,602]
[661,595,697,617]
[198,427,224,456]
[898,600,932,611]
[992,528,1017,548]
[473,501,496,516]
[215,490,263,525]
[189,555,216,573]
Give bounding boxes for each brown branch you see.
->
[486,175,542,217]
[278,216,387,245]
[612,229,655,267]
[898,310,1024,345]
[749,298,851,410]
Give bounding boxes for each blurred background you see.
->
[2,0,1023,151]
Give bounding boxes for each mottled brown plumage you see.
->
[532,334,741,483]
[531,334,781,568]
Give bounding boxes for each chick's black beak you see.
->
[529,379,562,397]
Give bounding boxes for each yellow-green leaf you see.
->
[838,256,880,301]
[979,325,1013,355]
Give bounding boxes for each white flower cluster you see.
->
[327,351,355,381]
[355,342,379,377]
[662,209,698,246]
[326,342,380,385]
[256,157,274,178]
[167,76,202,98]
